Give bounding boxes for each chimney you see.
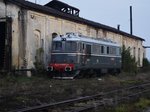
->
[117,24,120,30]
[130,6,133,35]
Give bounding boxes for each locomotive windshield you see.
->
[52,41,77,52]
[52,41,62,51]
[65,41,77,52]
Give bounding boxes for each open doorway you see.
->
[0,17,12,71]
[0,22,6,70]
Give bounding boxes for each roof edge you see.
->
[6,0,145,41]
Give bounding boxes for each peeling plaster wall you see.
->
[0,1,5,17]
[4,3,20,69]
[26,12,46,68]
[0,1,28,69]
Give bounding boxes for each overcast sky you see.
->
[28,0,150,59]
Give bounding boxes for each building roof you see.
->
[6,0,145,41]
[144,46,150,48]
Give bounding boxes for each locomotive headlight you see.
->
[65,66,72,71]
[47,66,53,71]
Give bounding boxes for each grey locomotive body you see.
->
[48,33,121,79]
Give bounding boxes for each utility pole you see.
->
[130,6,133,35]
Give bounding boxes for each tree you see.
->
[142,58,150,72]
[122,45,137,73]
[143,58,150,67]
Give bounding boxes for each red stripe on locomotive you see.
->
[49,63,74,72]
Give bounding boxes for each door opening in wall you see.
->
[0,17,12,71]
[0,22,6,70]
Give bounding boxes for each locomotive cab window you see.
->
[52,41,62,51]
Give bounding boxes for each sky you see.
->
[28,0,150,60]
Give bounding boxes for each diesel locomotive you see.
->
[47,33,121,79]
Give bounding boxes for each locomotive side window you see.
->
[113,47,117,55]
[86,44,91,55]
[110,46,116,55]
[79,42,82,52]
[116,47,121,55]
[101,46,104,54]
[107,46,109,54]
[80,43,86,53]
[93,44,100,54]
[82,43,85,50]
[52,41,62,51]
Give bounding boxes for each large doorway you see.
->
[0,22,6,70]
[0,18,12,71]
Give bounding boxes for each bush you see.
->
[143,58,150,67]
[33,48,45,74]
[121,45,138,73]
[135,98,150,110]
[141,58,150,72]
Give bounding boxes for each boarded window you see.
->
[52,32,58,38]
[34,30,41,48]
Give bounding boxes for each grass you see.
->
[135,98,150,110]
[103,98,150,112]
[0,72,150,111]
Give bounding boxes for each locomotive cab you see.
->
[48,33,80,78]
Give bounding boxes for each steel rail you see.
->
[12,82,150,112]
[74,89,150,112]
[12,94,103,112]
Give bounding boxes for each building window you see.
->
[40,39,44,49]
[52,32,58,39]
[34,30,41,48]
[133,47,136,57]
[138,48,140,65]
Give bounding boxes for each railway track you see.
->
[12,82,150,112]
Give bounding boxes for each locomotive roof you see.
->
[53,33,120,47]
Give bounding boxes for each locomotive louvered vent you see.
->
[45,0,80,17]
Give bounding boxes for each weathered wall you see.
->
[0,1,28,69]
[26,10,144,68]
[0,1,5,17]
[0,1,145,69]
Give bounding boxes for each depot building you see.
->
[0,0,145,71]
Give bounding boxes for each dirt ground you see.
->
[0,72,150,112]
